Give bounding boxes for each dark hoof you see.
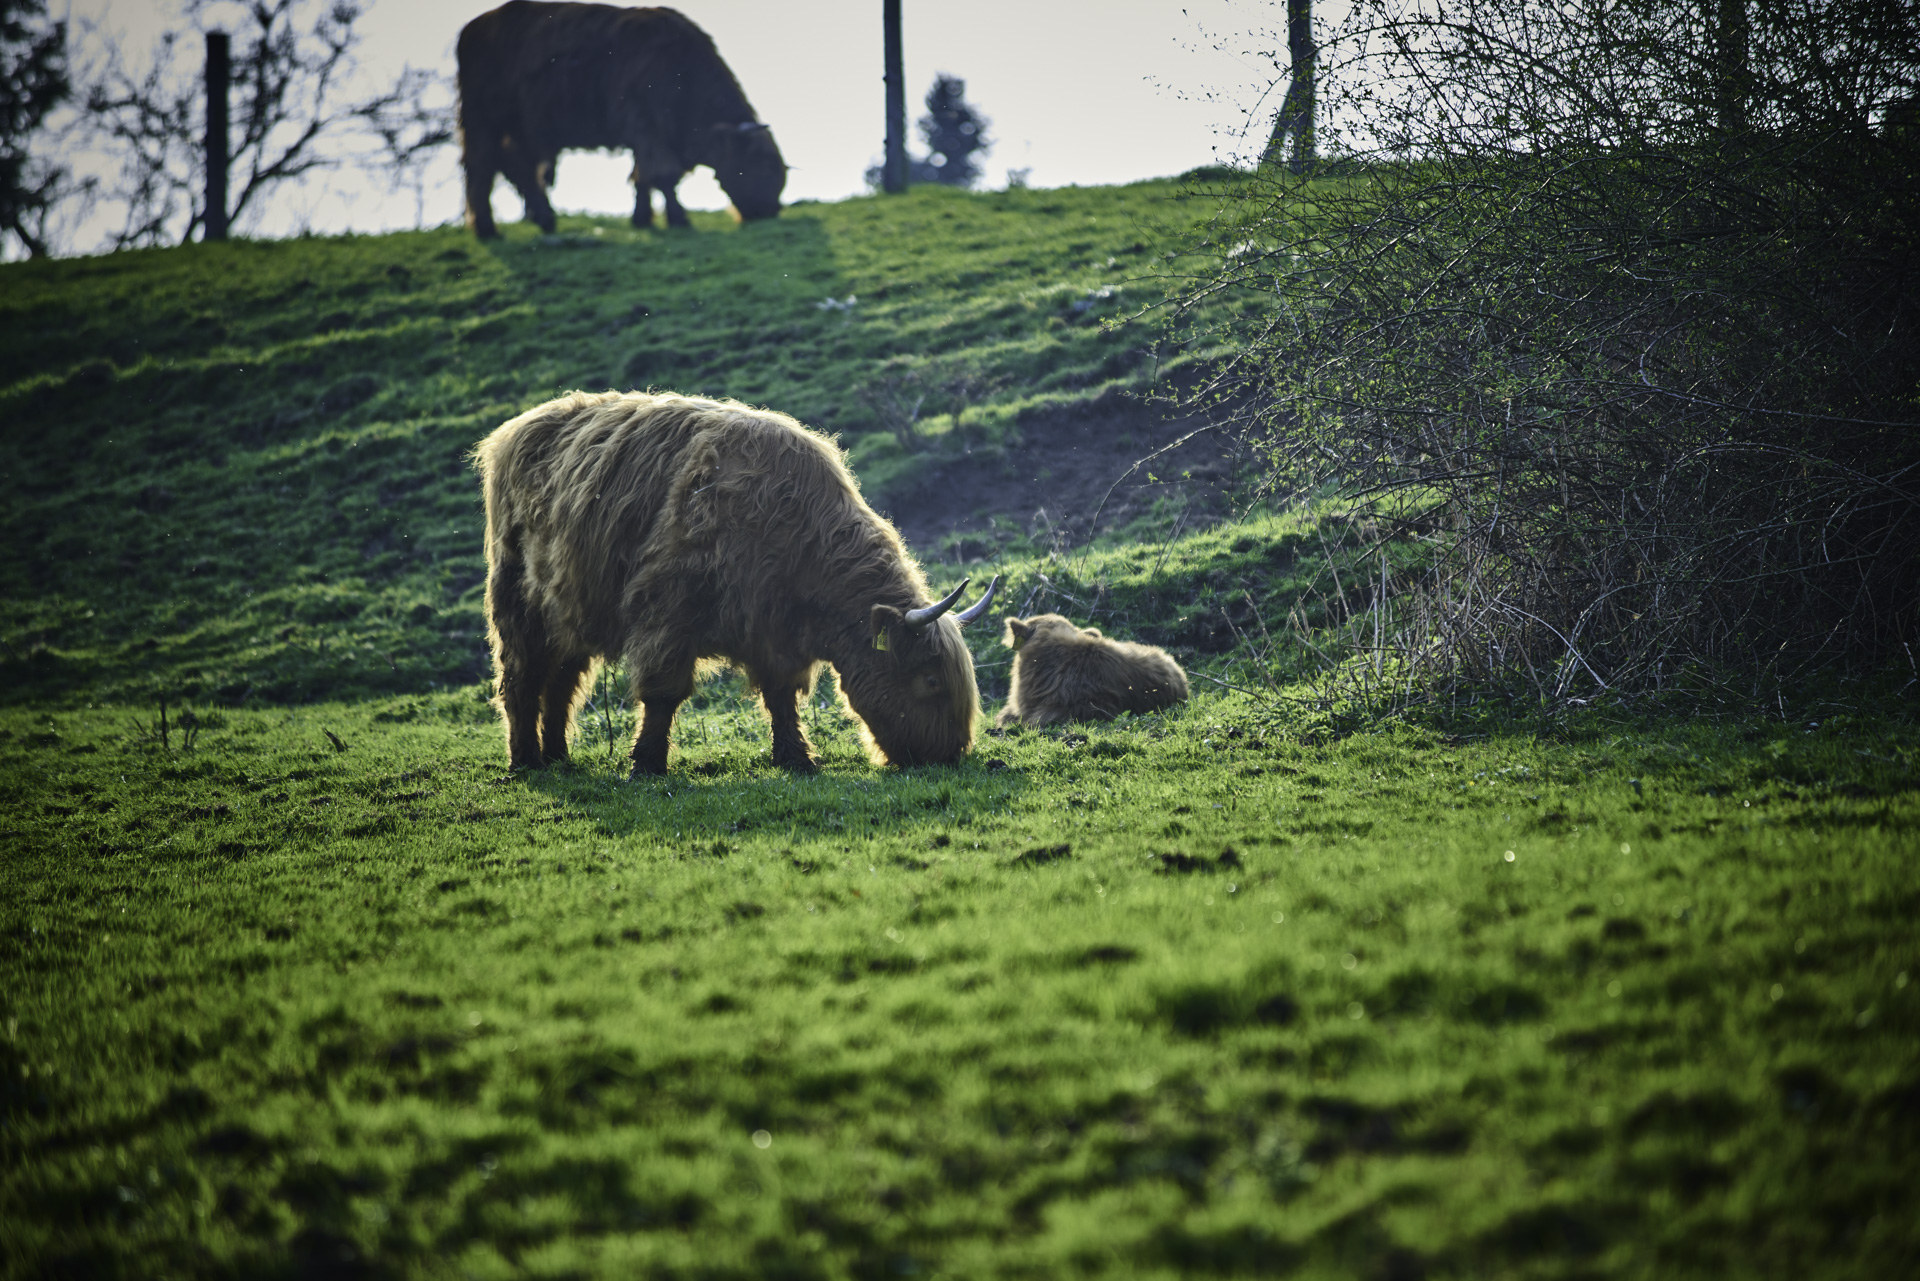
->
[775,754,820,774]
[627,758,669,779]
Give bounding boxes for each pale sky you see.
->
[49,1,1305,250]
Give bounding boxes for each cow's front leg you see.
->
[629,176,654,229]
[500,142,556,234]
[627,657,694,778]
[761,684,819,773]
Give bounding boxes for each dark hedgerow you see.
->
[1174,0,1920,705]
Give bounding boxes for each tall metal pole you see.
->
[204,31,230,240]
[1286,0,1315,175]
[1263,0,1315,173]
[882,0,907,193]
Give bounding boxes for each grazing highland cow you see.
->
[456,2,785,238]
[995,614,1188,728]
[475,391,999,774]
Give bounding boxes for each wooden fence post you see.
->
[204,31,230,240]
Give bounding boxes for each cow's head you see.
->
[841,576,999,766]
[1003,614,1097,651]
[709,121,786,221]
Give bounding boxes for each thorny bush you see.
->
[1173,0,1920,707]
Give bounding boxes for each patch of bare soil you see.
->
[874,389,1242,559]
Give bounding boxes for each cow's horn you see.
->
[903,579,970,631]
[953,575,1001,626]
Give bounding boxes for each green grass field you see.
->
[4,181,1917,1278]
[0,178,1222,710]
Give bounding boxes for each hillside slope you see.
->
[0,181,1236,707]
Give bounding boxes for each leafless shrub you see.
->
[1175,0,1920,707]
[79,0,455,248]
[858,360,929,449]
[84,0,362,247]
[942,368,1004,445]
[349,63,455,229]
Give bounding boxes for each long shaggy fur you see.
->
[456,2,785,238]
[995,614,1189,728]
[476,391,981,774]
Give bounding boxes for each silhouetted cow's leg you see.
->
[463,133,501,239]
[658,180,691,229]
[500,142,557,233]
[629,175,654,229]
[487,554,549,769]
[759,680,818,772]
[627,654,694,777]
[539,656,592,764]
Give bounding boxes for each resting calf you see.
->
[995,614,1188,727]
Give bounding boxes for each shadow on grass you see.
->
[517,749,1035,849]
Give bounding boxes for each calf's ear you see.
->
[1003,617,1032,649]
[1083,627,1104,638]
[871,604,903,651]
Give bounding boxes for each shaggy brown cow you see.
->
[995,614,1189,727]
[456,2,785,238]
[475,391,1000,774]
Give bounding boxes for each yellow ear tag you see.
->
[873,630,890,651]
[1010,634,1024,650]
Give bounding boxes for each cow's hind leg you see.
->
[486,554,549,770]
[658,179,691,229]
[628,170,654,229]
[539,655,592,765]
[759,679,819,773]
[627,653,695,778]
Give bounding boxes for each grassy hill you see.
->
[0,179,1226,709]
[3,183,1918,1279]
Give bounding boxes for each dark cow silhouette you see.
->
[456,2,785,238]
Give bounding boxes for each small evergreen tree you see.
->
[868,73,991,190]
[914,74,989,187]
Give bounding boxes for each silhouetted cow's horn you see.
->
[904,579,970,631]
[953,575,1001,626]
